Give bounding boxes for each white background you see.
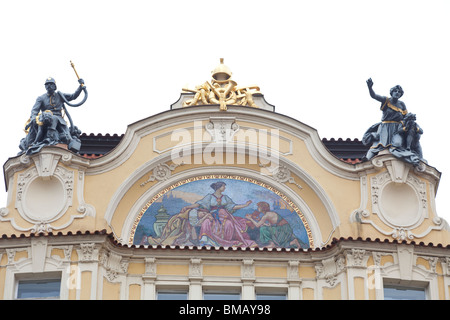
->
[1,0,449,222]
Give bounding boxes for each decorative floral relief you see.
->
[259,164,303,190]
[140,162,184,187]
[315,256,345,287]
[101,251,129,282]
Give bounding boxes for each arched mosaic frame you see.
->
[129,174,314,249]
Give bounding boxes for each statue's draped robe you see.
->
[363,98,423,165]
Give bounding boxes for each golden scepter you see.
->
[70,60,84,87]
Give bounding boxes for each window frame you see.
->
[202,289,241,300]
[156,288,189,300]
[382,278,429,300]
[255,292,287,300]
[15,271,62,300]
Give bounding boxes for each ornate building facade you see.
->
[1,60,449,300]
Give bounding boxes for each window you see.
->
[16,278,61,300]
[203,292,241,300]
[384,285,426,300]
[157,291,188,300]
[256,293,287,300]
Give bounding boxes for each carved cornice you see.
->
[3,147,90,188]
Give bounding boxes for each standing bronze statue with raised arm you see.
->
[362,78,425,166]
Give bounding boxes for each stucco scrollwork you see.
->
[1,151,94,234]
[144,257,157,277]
[189,258,202,279]
[372,171,425,229]
[258,163,303,190]
[288,260,301,282]
[140,162,184,187]
[348,249,367,267]
[315,256,345,287]
[78,243,98,262]
[13,165,74,233]
[101,251,129,282]
[205,116,240,143]
[0,207,9,217]
[242,259,255,280]
[354,166,446,241]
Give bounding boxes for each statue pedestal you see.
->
[55,143,68,150]
[372,150,410,184]
[386,158,410,184]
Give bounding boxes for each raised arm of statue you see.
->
[62,79,85,102]
[59,78,88,108]
[366,78,385,103]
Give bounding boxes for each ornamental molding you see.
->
[241,259,255,280]
[415,256,438,274]
[287,260,301,282]
[5,247,30,265]
[50,245,73,261]
[84,106,367,180]
[444,258,450,276]
[189,258,203,279]
[205,116,240,143]
[1,150,95,234]
[14,165,74,233]
[315,256,345,287]
[77,243,99,262]
[259,163,303,190]
[351,158,446,241]
[30,237,48,272]
[3,147,90,184]
[371,155,427,178]
[100,251,129,282]
[152,119,293,158]
[140,161,184,187]
[370,170,428,228]
[372,252,393,267]
[346,249,369,268]
[144,257,157,278]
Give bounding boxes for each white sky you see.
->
[1,0,449,222]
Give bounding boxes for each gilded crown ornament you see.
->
[182,58,261,111]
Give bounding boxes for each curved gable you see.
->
[93,106,365,249]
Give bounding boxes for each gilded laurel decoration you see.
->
[182,58,261,111]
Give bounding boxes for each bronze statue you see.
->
[19,62,88,155]
[362,78,424,165]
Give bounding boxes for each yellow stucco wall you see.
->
[3,108,448,248]
[1,106,449,300]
